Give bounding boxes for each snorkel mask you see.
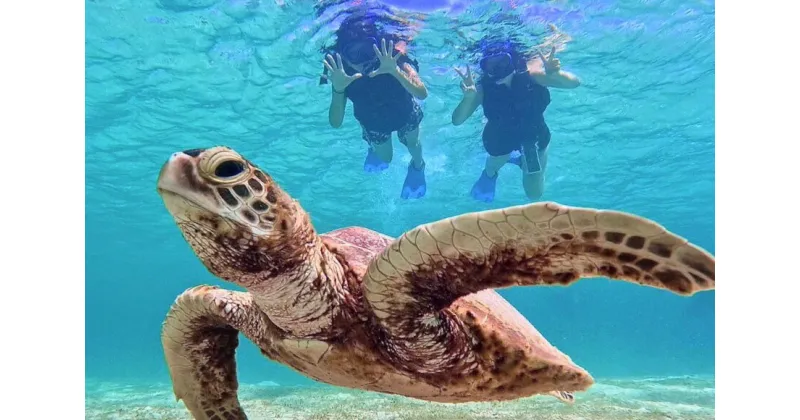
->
[343,37,378,64]
[477,37,528,82]
[342,37,380,72]
[479,52,516,81]
[319,37,379,85]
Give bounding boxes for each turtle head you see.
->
[156,146,317,289]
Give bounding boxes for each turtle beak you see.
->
[156,149,209,195]
[157,152,195,219]
[156,149,222,219]
[157,151,191,195]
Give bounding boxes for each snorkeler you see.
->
[322,34,429,200]
[451,39,581,202]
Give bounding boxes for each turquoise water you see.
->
[85,0,714,417]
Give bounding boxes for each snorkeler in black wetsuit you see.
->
[321,24,429,199]
[451,38,581,202]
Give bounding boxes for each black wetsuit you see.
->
[343,55,424,146]
[481,72,551,156]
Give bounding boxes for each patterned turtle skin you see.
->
[156,146,715,420]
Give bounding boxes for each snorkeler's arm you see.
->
[328,87,347,128]
[532,70,581,89]
[527,60,581,89]
[451,87,483,126]
[391,63,429,100]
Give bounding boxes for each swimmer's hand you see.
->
[529,46,580,89]
[537,47,561,74]
[454,65,477,97]
[323,53,362,93]
[369,38,401,78]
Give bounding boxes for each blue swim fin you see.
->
[401,161,426,199]
[363,148,389,173]
[470,170,498,202]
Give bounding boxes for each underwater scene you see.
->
[85,0,715,419]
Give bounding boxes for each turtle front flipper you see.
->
[362,201,713,376]
[162,286,280,420]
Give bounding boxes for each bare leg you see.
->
[485,153,510,177]
[403,127,424,169]
[521,147,549,200]
[372,139,394,164]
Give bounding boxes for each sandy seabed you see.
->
[85,375,714,419]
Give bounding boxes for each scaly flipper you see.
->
[362,201,714,374]
[161,286,281,420]
[549,390,575,404]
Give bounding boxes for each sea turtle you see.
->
[156,146,715,420]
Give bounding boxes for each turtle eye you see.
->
[214,160,246,179]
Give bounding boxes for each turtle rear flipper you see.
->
[361,201,714,381]
[161,286,279,420]
[549,390,575,404]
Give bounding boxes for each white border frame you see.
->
[3,2,86,418]
[716,0,799,418]
[4,0,796,417]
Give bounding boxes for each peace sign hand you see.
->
[538,46,561,74]
[322,53,362,92]
[454,65,477,97]
[369,38,400,77]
